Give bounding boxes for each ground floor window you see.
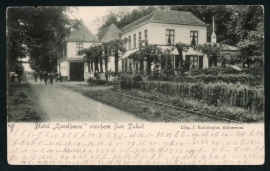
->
[190,55,199,69]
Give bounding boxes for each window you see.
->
[128,36,131,50]
[76,43,83,55]
[190,31,198,45]
[133,34,136,48]
[190,55,199,69]
[144,30,148,41]
[166,29,175,45]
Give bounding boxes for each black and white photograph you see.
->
[6,5,265,165]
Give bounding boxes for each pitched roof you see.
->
[67,23,98,42]
[95,23,121,42]
[121,10,206,34]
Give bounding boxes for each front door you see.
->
[70,62,84,81]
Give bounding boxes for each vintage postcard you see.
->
[7,6,264,165]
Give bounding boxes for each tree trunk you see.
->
[147,57,152,75]
[95,60,99,72]
[104,49,108,71]
[140,59,144,75]
[99,55,103,73]
[115,49,119,75]
[90,62,93,73]
[87,61,90,73]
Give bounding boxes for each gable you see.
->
[96,24,121,42]
[121,10,205,34]
[67,24,97,42]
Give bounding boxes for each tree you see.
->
[128,40,163,76]
[108,39,127,75]
[226,6,264,68]
[7,7,80,73]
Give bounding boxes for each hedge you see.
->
[189,67,263,76]
[174,74,262,85]
[120,75,264,113]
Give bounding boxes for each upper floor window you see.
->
[128,36,131,50]
[166,29,175,45]
[144,30,148,41]
[133,34,136,48]
[190,31,198,45]
[76,43,83,56]
[139,32,142,42]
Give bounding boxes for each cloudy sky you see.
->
[70,6,139,35]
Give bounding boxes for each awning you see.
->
[229,65,242,71]
[120,49,139,59]
[159,45,179,55]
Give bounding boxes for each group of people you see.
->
[10,73,22,83]
[34,71,62,84]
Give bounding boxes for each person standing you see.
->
[105,70,109,86]
[39,72,43,82]
[34,72,38,82]
[109,69,112,81]
[18,74,22,84]
[59,72,62,82]
[43,72,48,84]
[55,72,58,82]
[49,72,54,84]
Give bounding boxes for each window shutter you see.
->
[199,56,203,69]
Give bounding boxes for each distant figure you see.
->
[55,72,58,82]
[39,72,43,82]
[14,73,18,83]
[59,72,62,82]
[109,69,112,81]
[34,72,38,82]
[43,72,48,84]
[11,74,15,83]
[94,71,100,81]
[105,70,109,85]
[18,74,22,84]
[49,73,54,84]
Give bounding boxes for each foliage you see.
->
[80,45,103,72]
[107,39,127,75]
[174,75,262,85]
[7,7,80,72]
[225,6,264,68]
[98,6,157,31]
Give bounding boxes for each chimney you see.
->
[211,16,217,43]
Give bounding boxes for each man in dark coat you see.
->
[39,72,43,82]
[34,72,38,82]
[43,72,48,84]
[49,72,54,84]
[105,70,109,85]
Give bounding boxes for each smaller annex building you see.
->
[57,24,100,81]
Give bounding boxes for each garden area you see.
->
[81,65,264,123]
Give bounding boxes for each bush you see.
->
[173,74,261,85]
[190,67,246,76]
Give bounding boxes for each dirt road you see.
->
[27,76,143,122]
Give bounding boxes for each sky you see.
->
[70,6,139,35]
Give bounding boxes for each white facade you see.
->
[120,22,208,72]
[58,42,101,80]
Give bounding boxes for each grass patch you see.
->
[81,90,224,123]
[7,78,45,122]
